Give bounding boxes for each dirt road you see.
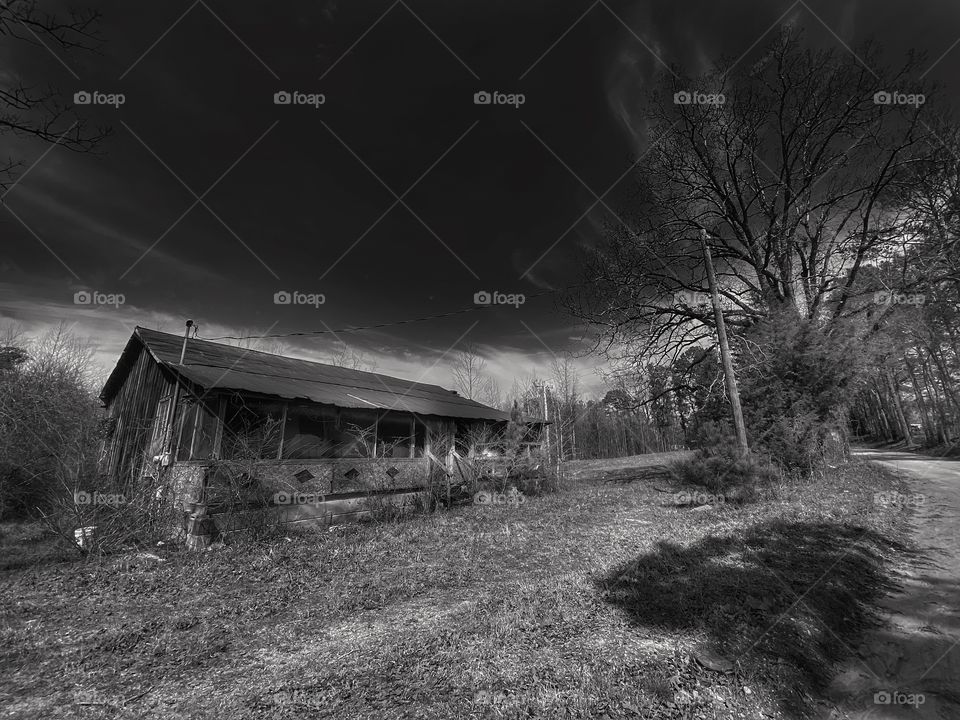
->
[829,449,960,719]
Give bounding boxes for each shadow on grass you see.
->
[0,522,79,571]
[595,520,911,718]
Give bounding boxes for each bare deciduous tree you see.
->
[1,0,109,189]
[450,342,498,404]
[326,343,378,373]
[568,30,937,369]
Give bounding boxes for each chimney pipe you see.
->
[179,319,193,364]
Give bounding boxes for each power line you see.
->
[199,285,579,342]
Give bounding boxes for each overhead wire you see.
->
[198,283,589,342]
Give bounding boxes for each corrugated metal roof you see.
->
[105,327,510,421]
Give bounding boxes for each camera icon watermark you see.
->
[674,290,711,307]
[473,90,525,109]
[275,492,326,506]
[873,90,925,107]
[273,290,325,307]
[273,90,325,108]
[673,90,725,106]
[473,488,526,506]
[873,491,926,508]
[674,491,725,506]
[74,490,126,507]
[873,690,925,707]
[873,291,925,306]
[473,290,525,308]
[73,90,125,108]
[73,290,125,308]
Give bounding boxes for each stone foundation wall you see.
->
[252,457,431,497]
[168,463,206,510]
[169,457,434,534]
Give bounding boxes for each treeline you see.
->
[850,278,960,449]
[501,362,689,463]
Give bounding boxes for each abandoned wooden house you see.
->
[99,327,542,531]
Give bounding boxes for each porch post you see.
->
[211,396,225,460]
[276,402,289,460]
[409,416,416,458]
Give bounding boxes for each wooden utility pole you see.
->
[700,230,749,456]
[538,380,551,458]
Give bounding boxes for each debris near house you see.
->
[110,551,167,571]
[73,525,97,549]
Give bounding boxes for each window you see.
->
[220,395,285,460]
[148,394,172,458]
[375,411,418,458]
[204,397,436,460]
[193,403,218,458]
[455,420,475,456]
[413,419,427,457]
[332,408,378,458]
[280,406,430,459]
[281,405,338,459]
[175,396,221,461]
[175,402,198,461]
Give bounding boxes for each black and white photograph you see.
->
[2,1,960,718]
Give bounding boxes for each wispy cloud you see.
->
[9,182,222,283]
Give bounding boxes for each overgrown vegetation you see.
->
[0,325,103,520]
[668,438,780,505]
[0,324,183,555]
[565,28,960,469]
[0,456,913,719]
[736,309,862,470]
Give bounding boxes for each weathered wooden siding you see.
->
[102,345,173,484]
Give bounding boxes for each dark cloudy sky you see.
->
[3,0,960,393]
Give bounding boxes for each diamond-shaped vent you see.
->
[344,467,360,481]
[386,466,400,479]
[294,469,314,484]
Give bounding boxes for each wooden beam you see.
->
[276,402,289,460]
[212,395,225,460]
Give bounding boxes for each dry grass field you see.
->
[0,455,913,719]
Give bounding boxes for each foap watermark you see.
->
[675,491,725,506]
[275,492,327,506]
[473,90,525,108]
[74,490,126,507]
[873,90,925,107]
[873,291,925,306]
[73,290,125,307]
[674,90,725,106]
[273,90,325,108]
[473,290,525,308]
[473,489,526,506]
[674,290,711,307]
[873,491,926,508]
[873,690,925,708]
[274,290,325,307]
[73,90,125,108]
